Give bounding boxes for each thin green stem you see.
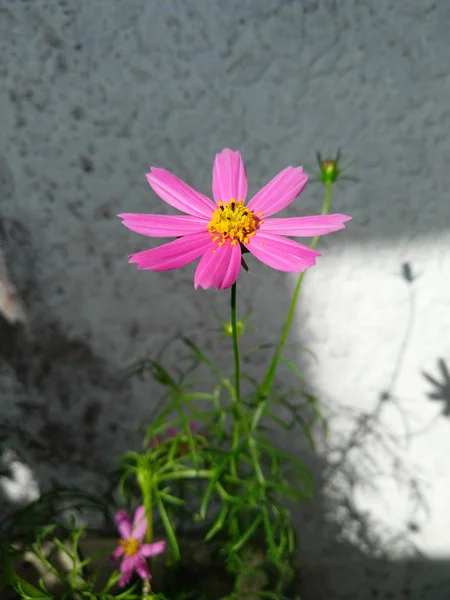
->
[230,282,243,477]
[230,282,241,401]
[230,283,267,502]
[142,577,152,598]
[259,180,333,399]
[146,498,153,544]
[137,466,153,543]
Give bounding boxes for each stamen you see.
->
[208,200,261,247]
[120,537,141,556]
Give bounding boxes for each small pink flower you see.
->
[111,506,165,587]
[166,421,196,439]
[119,149,351,290]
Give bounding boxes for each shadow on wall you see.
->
[0,317,126,468]
[288,365,450,599]
[295,465,450,599]
[422,358,450,418]
[296,375,450,599]
[0,217,137,515]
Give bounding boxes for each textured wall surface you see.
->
[1,0,450,597]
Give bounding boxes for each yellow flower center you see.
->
[120,537,141,556]
[208,200,262,246]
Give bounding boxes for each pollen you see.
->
[120,537,141,556]
[208,199,261,246]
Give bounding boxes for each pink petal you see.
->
[129,231,212,271]
[246,167,308,217]
[132,505,146,528]
[118,214,209,238]
[245,232,321,273]
[147,168,216,219]
[194,242,242,290]
[132,506,148,542]
[166,423,195,438]
[135,555,150,580]
[111,545,125,561]
[118,570,133,587]
[140,540,166,558]
[261,214,352,237]
[115,510,131,540]
[212,149,247,203]
[119,555,135,587]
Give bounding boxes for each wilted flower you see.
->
[111,506,165,587]
[119,149,351,290]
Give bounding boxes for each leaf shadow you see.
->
[422,358,450,417]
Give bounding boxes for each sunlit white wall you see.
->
[295,232,450,557]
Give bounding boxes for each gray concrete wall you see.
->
[1,1,450,597]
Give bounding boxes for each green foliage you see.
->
[1,517,147,600]
[115,330,318,598]
[1,322,316,598]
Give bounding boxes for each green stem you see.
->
[142,577,151,598]
[146,498,153,544]
[230,282,241,401]
[259,180,333,399]
[230,282,243,477]
[230,283,266,492]
[137,466,154,592]
[137,466,153,543]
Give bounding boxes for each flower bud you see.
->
[320,159,340,183]
[317,149,341,184]
[315,150,356,185]
[222,319,246,338]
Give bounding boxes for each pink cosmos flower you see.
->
[119,149,351,290]
[111,506,165,587]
